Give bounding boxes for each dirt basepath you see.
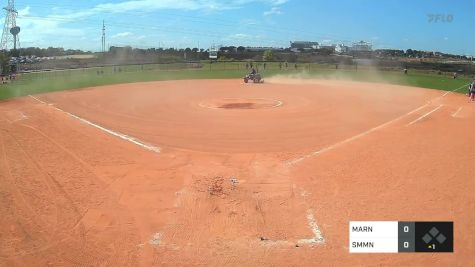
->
[0,79,473,266]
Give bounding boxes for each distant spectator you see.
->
[404,68,408,74]
[295,63,298,70]
[279,62,282,70]
[263,63,266,70]
[453,72,457,79]
[469,81,475,101]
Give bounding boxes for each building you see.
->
[290,41,319,52]
[208,45,219,59]
[335,44,350,54]
[351,41,372,52]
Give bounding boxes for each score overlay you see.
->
[349,221,453,253]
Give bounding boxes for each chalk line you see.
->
[286,83,469,166]
[452,107,463,118]
[285,104,429,166]
[29,95,161,154]
[442,83,470,97]
[297,209,325,246]
[406,104,444,126]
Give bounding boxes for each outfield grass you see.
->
[0,62,471,100]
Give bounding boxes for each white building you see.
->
[335,44,350,54]
[208,45,219,59]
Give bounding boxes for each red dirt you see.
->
[0,79,473,266]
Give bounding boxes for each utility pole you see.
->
[101,20,106,53]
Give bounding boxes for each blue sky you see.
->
[10,0,475,54]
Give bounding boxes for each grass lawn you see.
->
[0,62,471,100]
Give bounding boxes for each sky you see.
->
[7,0,475,54]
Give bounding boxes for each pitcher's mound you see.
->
[200,98,283,110]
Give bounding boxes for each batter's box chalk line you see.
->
[29,95,161,154]
[297,209,325,247]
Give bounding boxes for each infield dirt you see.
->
[0,79,473,266]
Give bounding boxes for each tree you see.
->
[263,50,274,61]
[318,47,334,56]
[237,46,246,52]
[0,52,10,75]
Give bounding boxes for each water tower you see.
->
[9,25,20,50]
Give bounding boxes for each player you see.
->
[470,81,475,102]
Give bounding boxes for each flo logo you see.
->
[428,14,454,23]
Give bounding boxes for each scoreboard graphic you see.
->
[349,221,453,253]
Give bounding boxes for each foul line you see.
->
[406,104,444,126]
[285,104,429,166]
[442,83,470,97]
[286,83,470,166]
[29,95,161,154]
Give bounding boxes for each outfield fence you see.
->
[6,60,473,87]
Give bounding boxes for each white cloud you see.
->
[112,32,133,38]
[15,6,88,49]
[94,0,210,13]
[18,6,31,16]
[13,0,291,50]
[234,0,288,5]
[227,33,253,40]
[56,0,291,18]
[270,0,288,5]
[263,7,283,16]
[240,19,259,26]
